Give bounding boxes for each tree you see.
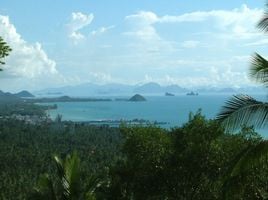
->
[216,4,268,130]
[217,2,268,199]
[29,151,99,200]
[0,36,12,70]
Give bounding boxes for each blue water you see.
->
[44,94,268,135]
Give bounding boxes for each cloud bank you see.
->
[0,15,57,78]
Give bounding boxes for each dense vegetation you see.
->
[0,120,121,199]
[2,2,268,200]
[1,111,268,199]
[0,36,12,67]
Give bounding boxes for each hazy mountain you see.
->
[196,86,265,94]
[15,90,34,98]
[34,82,266,97]
[0,90,22,103]
[35,83,135,96]
[134,82,163,93]
[165,85,188,93]
[134,82,188,94]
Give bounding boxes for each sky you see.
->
[0,0,267,92]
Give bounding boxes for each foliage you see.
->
[29,151,98,200]
[216,2,268,130]
[216,3,268,199]
[0,36,12,67]
[0,119,121,200]
[104,111,268,199]
[2,110,268,199]
[217,94,268,130]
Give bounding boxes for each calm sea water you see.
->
[46,95,223,125]
[44,94,268,136]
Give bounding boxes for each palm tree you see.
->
[217,6,268,131]
[217,3,268,198]
[30,151,99,200]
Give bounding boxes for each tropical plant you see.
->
[0,36,12,69]
[217,2,268,199]
[29,151,99,200]
[217,3,268,131]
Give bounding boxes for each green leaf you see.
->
[250,53,268,86]
[216,94,268,130]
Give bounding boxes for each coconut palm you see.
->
[30,151,99,200]
[217,9,268,130]
[217,3,268,198]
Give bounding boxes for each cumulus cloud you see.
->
[140,67,250,89]
[0,15,57,78]
[124,11,160,41]
[68,12,94,42]
[159,4,262,39]
[125,5,262,41]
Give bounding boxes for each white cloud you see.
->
[139,67,251,89]
[245,39,268,46]
[125,5,262,41]
[0,15,57,78]
[88,72,112,84]
[126,11,158,25]
[159,4,262,38]
[124,11,160,41]
[68,12,94,42]
[91,25,115,36]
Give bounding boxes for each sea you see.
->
[43,93,268,136]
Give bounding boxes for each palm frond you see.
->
[54,152,82,200]
[222,141,268,199]
[31,174,57,200]
[250,53,268,86]
[230,141,268,177]
[54,155,70,199]
[216,94,268,130]
[64,151,81,198]
[258,11,268,32]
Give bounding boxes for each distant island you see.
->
[165,92,175,96]
[129,94,146,102]
[27,96,112,103]
[186,91,198,96]
[76,118,168,126]
[114,98,129,101]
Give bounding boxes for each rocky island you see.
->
[129,94,146,102]
[165,92,175,96]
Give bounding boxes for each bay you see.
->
[44,94,268,136]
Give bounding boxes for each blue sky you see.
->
[0,0,267,91]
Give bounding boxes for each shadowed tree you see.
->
[217,2,268,199]
[29,151,99,200]
[0,36,12,70]
[217,3,268,131]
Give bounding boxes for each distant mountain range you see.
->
[33,82,265,97]
[15,90,35,98]
[0,90,34,103]
[35,82,188,96]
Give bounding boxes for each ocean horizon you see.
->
[42,93,268,137]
